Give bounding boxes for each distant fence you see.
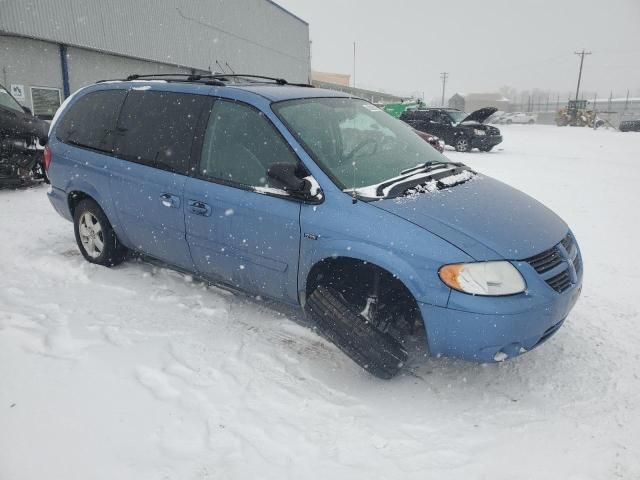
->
[507,97,640,126]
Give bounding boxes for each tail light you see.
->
[43,144,52,172]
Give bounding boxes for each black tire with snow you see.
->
[454,136,472,152]
[73,198,127,267]
[306,286,408,379]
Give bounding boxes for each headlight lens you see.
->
[439,261,526,296]
[474,129,486,136]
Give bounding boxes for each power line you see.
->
[574,49,592,102]
[440,72,448,106]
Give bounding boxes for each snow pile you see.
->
[1,125,639,479]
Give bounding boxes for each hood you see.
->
[460,107,497,124]
[0,108,49,143]
[372,175,568,260]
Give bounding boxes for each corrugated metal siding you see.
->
[0,0,310,81]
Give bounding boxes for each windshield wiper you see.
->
[376,164,474,197]
[399,160,464,176]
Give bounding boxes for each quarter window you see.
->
[114,90,205,174]
[57,89,127,153]
[199,100,299,188]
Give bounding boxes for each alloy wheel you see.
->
[456,138,470,152]
[79,212,104,259]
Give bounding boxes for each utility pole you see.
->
[574,49,592,102]
[353,42,356,88]
[624,89,629,111]
[440,72,448,106]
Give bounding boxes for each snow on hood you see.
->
[460,107,498,125]
[372,175,568,260]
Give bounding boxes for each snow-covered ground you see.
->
[1,125,639,479]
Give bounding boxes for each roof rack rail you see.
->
[97,73,314,88]
[124,73,226,86]
[194,74,314,88]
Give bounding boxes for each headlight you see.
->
[473,129,486,136]
[439,261,526,296]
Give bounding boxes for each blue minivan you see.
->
[46,74,582,378]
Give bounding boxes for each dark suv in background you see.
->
[400,107,502,152]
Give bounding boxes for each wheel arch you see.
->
[301,253,427,342]
[298,244,431,309]
[65,181,129,246]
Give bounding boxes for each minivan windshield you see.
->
[273,97,446,191]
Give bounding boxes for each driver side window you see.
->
[200,100,299,188]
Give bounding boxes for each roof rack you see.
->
[188,73,315,88]
[125,73,226,86]
[97,73,314,88]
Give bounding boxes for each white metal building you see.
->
[0,0,310,118]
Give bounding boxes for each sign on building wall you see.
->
[30,86,61,120]
[10,84,25,102]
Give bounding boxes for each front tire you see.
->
[479,145,494,152]
[454,136,472,152]
[73,199,126,267]
[306,286,408,379]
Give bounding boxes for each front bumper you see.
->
[419,275,582,363]
[471,135,502,149]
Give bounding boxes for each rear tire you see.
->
[73,199,127,267]
[479,145,494,152]
[306,285,408,379]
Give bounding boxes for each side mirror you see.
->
[22,106,32,115]
[267,163,322,201]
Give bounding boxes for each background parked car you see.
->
[412,128,445,152]
[0,83,49,186]
[485,110,507,124]
[619,119,640,132]
[400,107,502,152]
[499,112,537,124]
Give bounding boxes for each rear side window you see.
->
[57,89,127,153]
[114,90,205,175]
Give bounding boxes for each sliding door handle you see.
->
[188,200,212,217]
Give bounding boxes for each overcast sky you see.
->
[277,0,640,101]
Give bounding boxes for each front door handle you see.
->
[160,193,180,208]
[188,200,212,217]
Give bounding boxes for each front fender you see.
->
[298,195,473,307]
[298,240,450,308]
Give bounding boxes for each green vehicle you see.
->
[383,100,425,118]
